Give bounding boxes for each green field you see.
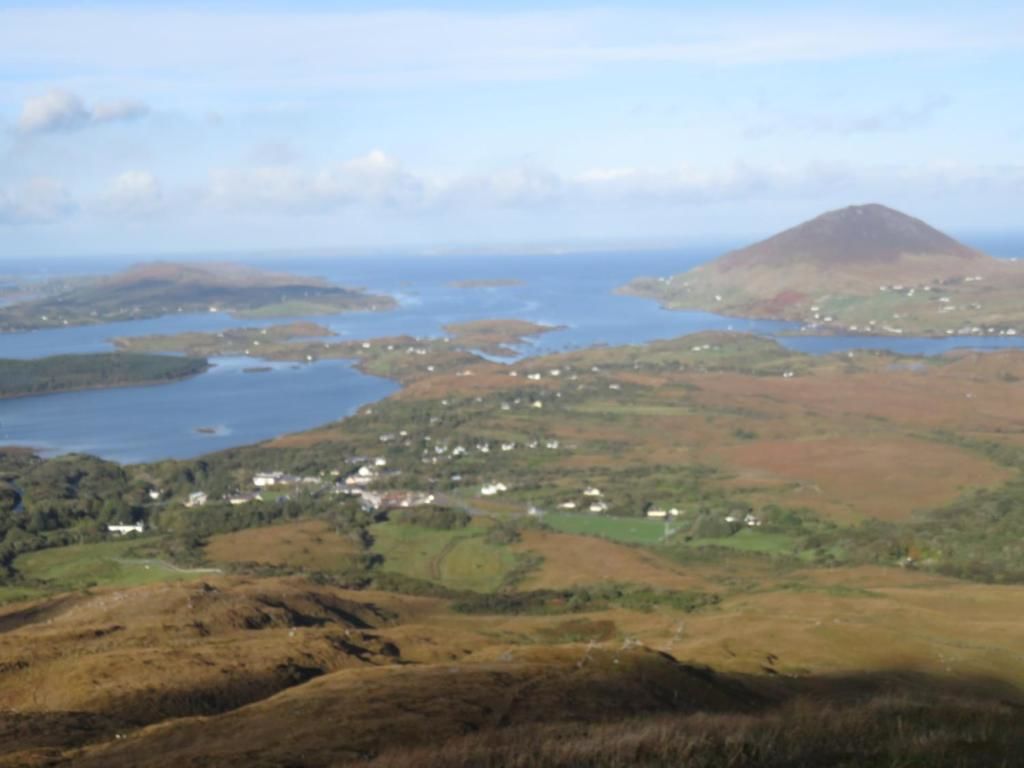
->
[13,539,210,592]
[370,521,521,592]
[543,513,671,545]
[0,585,45,605]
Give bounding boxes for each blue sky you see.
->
[0,1,1022,258]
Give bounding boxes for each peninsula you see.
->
[0,262,396,332]
[623,204,1024,336]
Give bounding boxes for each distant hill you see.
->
[0,261,395,332]
[716,204,987,275]
[106,261,332,290]
[624,204,1024,336]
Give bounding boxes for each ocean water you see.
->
[2,244,1023,463]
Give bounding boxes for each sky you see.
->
[0,0,1022,258]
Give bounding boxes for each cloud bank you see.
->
[16,89,149,135]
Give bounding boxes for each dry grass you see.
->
[719,435,1008,521]
[364,692,1024,768]
[512,529,710,591]
[204,519,359,571]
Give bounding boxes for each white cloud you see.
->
[91,99,150,124]
[16,90,90,134]
[446,167,564,208]
[98,170,163,216]
[206,150,426,213]
[16,88,149,135]
[0,177,75,224]
[198,152,1024,218]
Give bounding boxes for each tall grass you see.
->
[365,693,1022,768]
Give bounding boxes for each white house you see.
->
[480,482,508,496]
[108,522,145,535]
[583,487,603,497]
[148,489,161,501]
[228,493,262,506]
[588,501,609,513]
[185,491,208,508]
[253,471,284,488]
[646,509,668,519]
[558,501,577,509]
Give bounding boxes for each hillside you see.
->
[1,572,1022,766]
[623,204,1024,336]
[4,329,1024,763]
[0,262,396,332]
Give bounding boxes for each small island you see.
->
[0,262,397,332]
[0,353,209,399]
[441,318,563,356]
[113,317,563,384]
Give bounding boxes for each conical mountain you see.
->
[715,204,987,274]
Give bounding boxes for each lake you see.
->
[2,246,1024,463]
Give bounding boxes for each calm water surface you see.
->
[2,247,1023,463]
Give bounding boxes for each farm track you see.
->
[428,538,462,581]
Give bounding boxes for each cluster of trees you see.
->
[0,452,146,577]
[452,583,720,616]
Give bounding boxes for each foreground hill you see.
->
[0,261,395,332]
[1,574,1022,766]
[624,204,1024,336]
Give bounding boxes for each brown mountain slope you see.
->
[717,203,987,273]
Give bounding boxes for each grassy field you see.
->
[13,539,209,592]
[0,585,45,605]
[370,520,521,592]
[205,519,360,572]
[543,512,671,545]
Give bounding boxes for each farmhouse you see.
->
[185,491,208,508]
[646,509,668,519]
[227,493,262,506]
[253,471,284,487]
[107,522,145,535]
